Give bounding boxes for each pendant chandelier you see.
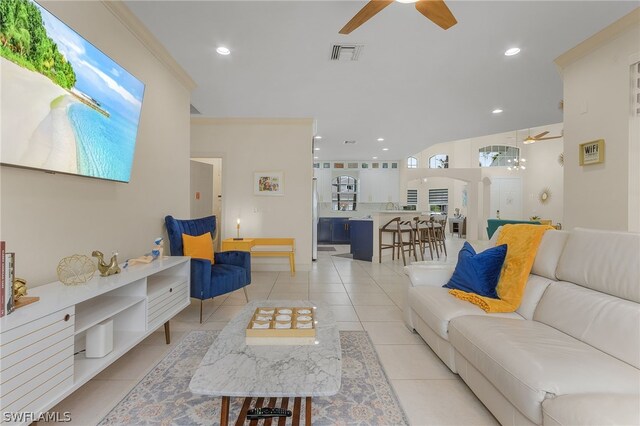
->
[507,130,527,171]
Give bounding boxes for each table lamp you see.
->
[234,218,243,240]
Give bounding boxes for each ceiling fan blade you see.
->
[339,0,394,35]
[415,0,457,30]
[536,135,563,140]
[533,131,549,139]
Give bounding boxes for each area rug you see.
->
[99,331,408,426]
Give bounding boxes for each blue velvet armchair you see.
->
[164,215,251,322]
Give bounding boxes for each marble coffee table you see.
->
[189,300,342,426]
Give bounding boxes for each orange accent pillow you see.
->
[182,232,215,264]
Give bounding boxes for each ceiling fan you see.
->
[523,131,563,144]
[339,0,457,35]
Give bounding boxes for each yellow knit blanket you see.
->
[449,224,553,313]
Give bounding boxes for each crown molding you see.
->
[555,7,640,70]
[102,1,196,91]
[191,117,315,126]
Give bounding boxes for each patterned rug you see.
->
[99,331,408,426]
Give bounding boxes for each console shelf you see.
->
[0,256,191,426]
[75,296,146,335]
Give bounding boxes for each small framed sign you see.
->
[579,139,605,166]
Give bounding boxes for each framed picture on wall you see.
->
[254,171,284,196]
[579,139,605,165]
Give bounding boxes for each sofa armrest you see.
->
[215,251,251,283]
[404,265,455,287]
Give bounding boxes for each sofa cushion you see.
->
[530,230,569,280]
[542,394,640,426]
[449,316,640,424]
[534,281,640,368]
[556,228,640,302]
[408,286,522,341]
[443,242,507,298]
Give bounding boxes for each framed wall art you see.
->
[254,171,284,196]
[579,139,605,166]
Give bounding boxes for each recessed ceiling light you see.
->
[382,148,389,151]
[492,109,503,114]
[504,47,520,56]
[314,147,320,151]
[314,156,318,159]
[396,0,418,3]
[377,138,384,142]
[216,46,231,55]
[314,135,322,139]
[373,156,378,159]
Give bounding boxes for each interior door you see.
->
[190,160,214,219]
[490,177,523,220]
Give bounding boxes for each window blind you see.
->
[428,189,448,204]
[407,189,418,205]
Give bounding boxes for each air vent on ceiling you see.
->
[344,140,357,144]
[330,44,364,61]
[190,104,201,115]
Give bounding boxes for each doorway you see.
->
[191,157,223,250]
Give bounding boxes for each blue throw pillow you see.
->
[443,242,507,299]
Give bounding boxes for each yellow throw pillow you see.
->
[182,232,215,264]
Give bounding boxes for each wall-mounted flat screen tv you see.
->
[0,0,145,183]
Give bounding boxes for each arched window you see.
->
[332,175,357,211]
[479,145,520,167]
[407,157,418,168]
[429,154,449,168]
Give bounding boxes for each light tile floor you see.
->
[44,237,498,425]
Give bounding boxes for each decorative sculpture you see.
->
[57,254,97,285]
[92,251,121,277]
[124,237,164,269]
[13,278,27,301]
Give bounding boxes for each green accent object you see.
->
[486,219,542,239]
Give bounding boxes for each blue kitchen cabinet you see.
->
[349,220,373,261]
[331,218,350,244]
[318,218,332,243]
[318,218,351,244]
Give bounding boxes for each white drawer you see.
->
[148,282,188,327]
[1,351,73,412]
[0,307,75,347]
[0,307,75,416]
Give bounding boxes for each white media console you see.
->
[0,256,190,425]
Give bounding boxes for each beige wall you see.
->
[191,118,314,271]
[406,123,564,225]
[557,9,640,231]
[0,1,192,286]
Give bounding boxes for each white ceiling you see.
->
[125,1,637,161]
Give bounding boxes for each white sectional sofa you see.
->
[404,228,640,425]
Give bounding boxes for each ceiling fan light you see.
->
[523,137,535,144]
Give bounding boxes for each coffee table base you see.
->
[220,396,312,426]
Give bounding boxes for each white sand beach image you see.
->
[1,0,145,182]
[1,57,79,174]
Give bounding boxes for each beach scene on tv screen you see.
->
[0,0,145,182]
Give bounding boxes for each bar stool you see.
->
[399,220,419,262]
[379,217,414,266]
[429,216,447,257]
[413,217,435,260]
